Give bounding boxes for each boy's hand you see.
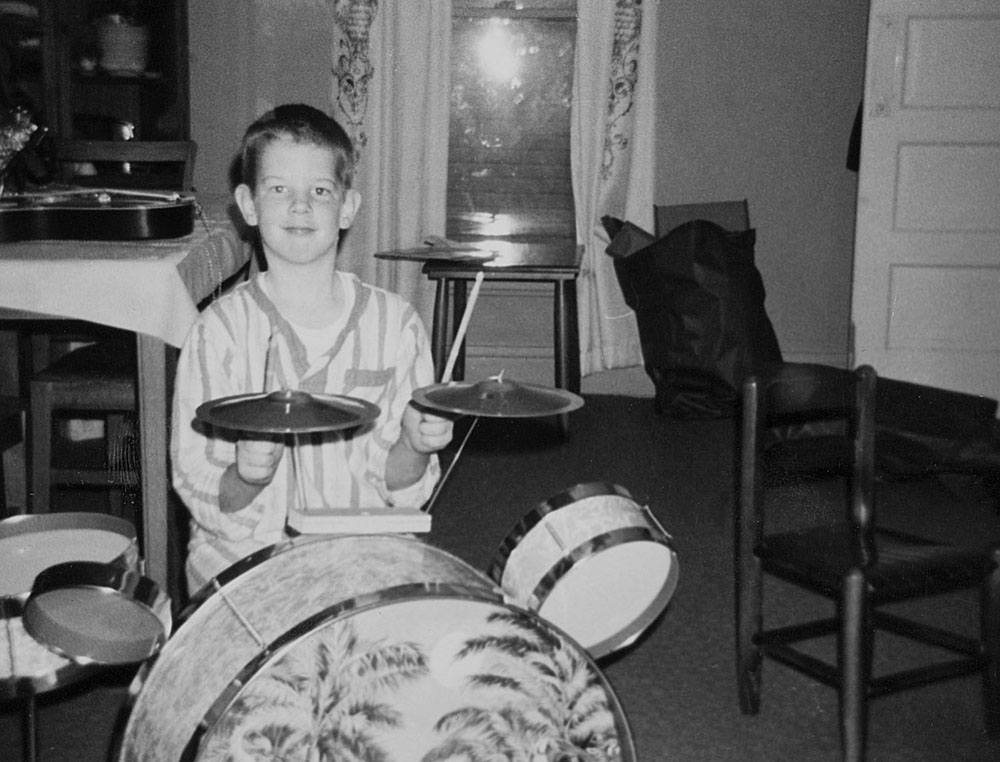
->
[236,437,285,485]
[400,403,454,454]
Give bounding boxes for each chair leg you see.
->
[983,548,1000,736]
[736,551,763,714]
[840,568,871,762]
[29,382,52,513]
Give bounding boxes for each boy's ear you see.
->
[339,188,361,229]
[234,184,258,226]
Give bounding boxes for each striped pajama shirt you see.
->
[171,271,440,593]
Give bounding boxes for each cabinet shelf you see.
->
[1,1,188,140]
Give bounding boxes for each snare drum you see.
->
[118,534,634,762]
[0,512,139,602]
[489,482,680,659]
[0,512,140,697]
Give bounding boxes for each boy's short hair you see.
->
[239,103,355,191]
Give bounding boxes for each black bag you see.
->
[604,217,782,418]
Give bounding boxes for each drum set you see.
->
[1,370,680,762]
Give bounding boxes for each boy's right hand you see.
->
[236,437,285,485]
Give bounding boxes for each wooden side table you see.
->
[422,241,583,396]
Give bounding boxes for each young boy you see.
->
[171,103,453,593]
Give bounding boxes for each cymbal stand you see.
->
[423,271,485,515]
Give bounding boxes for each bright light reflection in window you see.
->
[477,21,520,83]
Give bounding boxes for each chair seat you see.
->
[759,525,997,602]
[33,341,136,409]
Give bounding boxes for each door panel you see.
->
[853,0,1000,399]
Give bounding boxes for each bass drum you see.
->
[118,534,634,762]
[490,482,680,659]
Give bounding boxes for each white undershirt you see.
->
[260,273,351,364]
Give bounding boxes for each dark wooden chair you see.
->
[28,140,196,517]
[736,362,1000,762]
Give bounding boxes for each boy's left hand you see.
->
[400,402,454,454]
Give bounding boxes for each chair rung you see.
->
[757,618,838,646]
[873,611,980,656]
[869,657,986,697]
[761,642,840,687]
[51,468,139,487]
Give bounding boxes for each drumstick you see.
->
[440,270,485,384]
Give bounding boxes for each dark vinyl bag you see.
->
[604,217,782,418]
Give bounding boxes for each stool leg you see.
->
[451,281,468,383]
[553,279,581,394]
[553,279,580,435]
[431,279,449,383]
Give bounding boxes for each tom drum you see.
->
[489,482,680,659]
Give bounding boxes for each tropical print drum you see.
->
[117,534,636,762]
[194,588,631,762]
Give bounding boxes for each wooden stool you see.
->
[422,242,582,430]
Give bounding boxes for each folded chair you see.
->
[736,362,1000,762]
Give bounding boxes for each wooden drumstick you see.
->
[440,270,485,384]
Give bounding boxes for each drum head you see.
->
[0,512,138,602]
[534,533,679,658]
[191,587,634,762]
[23,561,171,665]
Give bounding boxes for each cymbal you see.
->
[412,378,584,418]
[196,390,380,434]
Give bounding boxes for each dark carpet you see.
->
[3,394,1000,761]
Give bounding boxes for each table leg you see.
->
[452,280,467,383]
[135,335,168,593]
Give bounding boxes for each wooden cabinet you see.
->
[1,0,188,140]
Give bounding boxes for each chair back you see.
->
[654,199,750,238]
[51,139,196,191]
[740,363,878,565]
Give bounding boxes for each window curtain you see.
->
[571,1,656,375]
[329,0,452,328]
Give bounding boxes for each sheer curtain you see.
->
[327,1,655,373]
[329,0,452,327]
[572,1,656,375]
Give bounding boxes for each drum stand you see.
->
[2,609,96,762]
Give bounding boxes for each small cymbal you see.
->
[196,390,380,434]
[412,378,584,418]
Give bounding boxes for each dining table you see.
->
[0,193,253,599]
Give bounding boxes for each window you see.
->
[447,1,576,240]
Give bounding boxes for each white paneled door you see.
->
[852,0,1000,399]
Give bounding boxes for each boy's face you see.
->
[234,137,360,269]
